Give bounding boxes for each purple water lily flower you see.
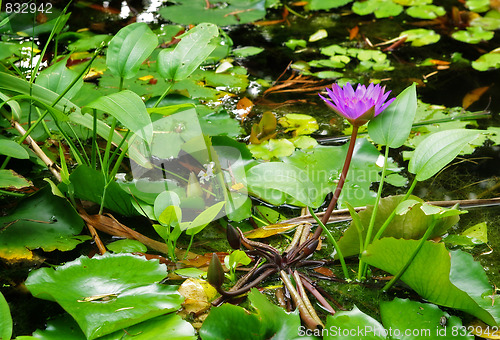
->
[319,82,396,126]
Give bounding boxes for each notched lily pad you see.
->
[0,188,86,261]
[401,28,440,46]
[25,253,184,340]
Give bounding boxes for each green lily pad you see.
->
[107,239,148,253]
[406,5,445,19]
[465,0,490,12]
[159,0,268,26]
[470,10,500,30]
[232,46,264,57]
[380,298,473,339]
[452,26,494,44]
[278,113,319,136]
[472,50,500,71]
[444,222,488,247]
[25,253,184,340]
[200,288,304,340]
[248,139,296,160]
[0,187,87,261]
[362,239,500,325]
[30,308,195,340]
[0,291,12,340]
[324,305,385,339]
[306,0,353,10]
[400,29,440,46]
[352,0,404,18]
[285,39,307,50]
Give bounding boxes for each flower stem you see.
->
[309,207,350,281]
[381,217,437,292]
[358,145,390,280]
[312,126,359,240]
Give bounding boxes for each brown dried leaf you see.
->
[463,86,490,109]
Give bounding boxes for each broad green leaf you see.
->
[380,298,473,340]
[185,201,225,235]
[0,169,32,190]
[0,91,21,120]
[36,56,83,100]
[157,23,219,81]
[68,165,136,216]
[31,313,195,340]
[0,291,12,340]
[106,22,158,79]
[408,129,482,181]
[85,90,153,144]
[224,250,251,270]
[159,205,182,226]
[232,46,264,57]
[337,195,460,258]
[107,239,147,253]
[324,305,385,339]
[362,238,498,325]
[25,253,184,340]
[153,192,181,220]
[368,83,417,148]
[278,114,318,136]
[0,72,81,116]
[0,187,86,261]
[0,139,29,159]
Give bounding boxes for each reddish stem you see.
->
[313,125,359,239]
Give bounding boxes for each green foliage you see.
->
[0,169,32,189]
[400,28,441,46]
[0,188,88,260]
[352,0,403,18]
[0,291,12,340]
[408,129,482,181]
[200,289,305,340]
[158,23,219,81]
[107,239,148,253]
[472,49,500,71]
[368,83,417,148]
[452,26,494,44]
[106,23,158,80]
[159,0,269,26]
[224,250,251,282]
[362,239,500,325]
[337,195,460,258]
[25,253,184,340]
[406,5,446,19]
[325,306,385,339]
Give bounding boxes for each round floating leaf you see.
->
[408,129,482,181]
[452,26,494,44]
[306,0,352,10]
[248,139,296,160]
[232,46,264,57]
[362,238,498,325]
[472,50,500,71]
[159,0,268,26]
[278,114,319,136]
[31,312,195,340]
[25,253,184,340]
[324,305,385,340]
[406,5,446,19]
[400,28,440,46]
[107,239,147,253]
[352,0,403,18]
[0,187,86,261]
[106,22,158,80]
[380,298,473,340]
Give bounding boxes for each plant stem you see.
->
[358,146,390,280]
[313,125,359,240]
[153,81,174,108]
[309,207,350,281]
[381,218,437,292]
[372,177,418,242]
